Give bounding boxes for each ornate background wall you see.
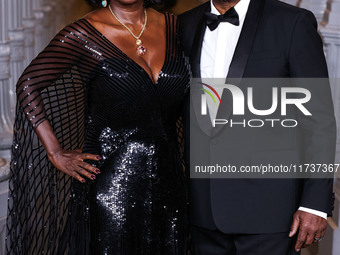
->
[0,0,339,254]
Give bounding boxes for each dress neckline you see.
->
[80,13,169,85]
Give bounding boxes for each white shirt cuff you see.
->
[298,206,327,220]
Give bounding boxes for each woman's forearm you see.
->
[34,120,63,157]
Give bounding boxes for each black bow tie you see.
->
[205,7,240,31]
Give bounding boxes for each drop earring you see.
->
[101,0,108,8]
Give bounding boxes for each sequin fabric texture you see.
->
[6,13,190,255]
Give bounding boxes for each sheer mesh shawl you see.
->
[6,20,107,255]
[5,15,186,255]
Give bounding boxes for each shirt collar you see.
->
[210,0,251,20]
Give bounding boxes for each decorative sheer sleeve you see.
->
[6,19,105,255]
[16,21,101,128]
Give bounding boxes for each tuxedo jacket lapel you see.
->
[190,2,210,78]
[212,0,265,136]
[190,2,213,137]
[228,0,265,79]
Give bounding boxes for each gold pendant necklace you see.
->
[108,5,147,55]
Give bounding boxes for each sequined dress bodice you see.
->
[82,16,190,254]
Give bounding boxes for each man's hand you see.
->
[289,210,327,252]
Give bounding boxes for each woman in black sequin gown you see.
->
[6,0,190,254]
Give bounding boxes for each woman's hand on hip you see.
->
[48,149,102,183]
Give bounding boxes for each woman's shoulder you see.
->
[58,10,106,39]
[78,8,113,32]
[82,8,110,23]
[49,10,110,55]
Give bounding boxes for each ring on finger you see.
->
[314,237,322,242]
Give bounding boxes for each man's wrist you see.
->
[298,206,327,220]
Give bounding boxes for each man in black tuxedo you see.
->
[179,0,336,254]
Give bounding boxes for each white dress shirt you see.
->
[200,0,327,220]
[201,0,249,124]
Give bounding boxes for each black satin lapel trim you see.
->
[191,81,213,137]
[228,0,265,79]
[190,3,210,78]
[212,92,233,137]
[190,2,213,136]
[212,0,265,137]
